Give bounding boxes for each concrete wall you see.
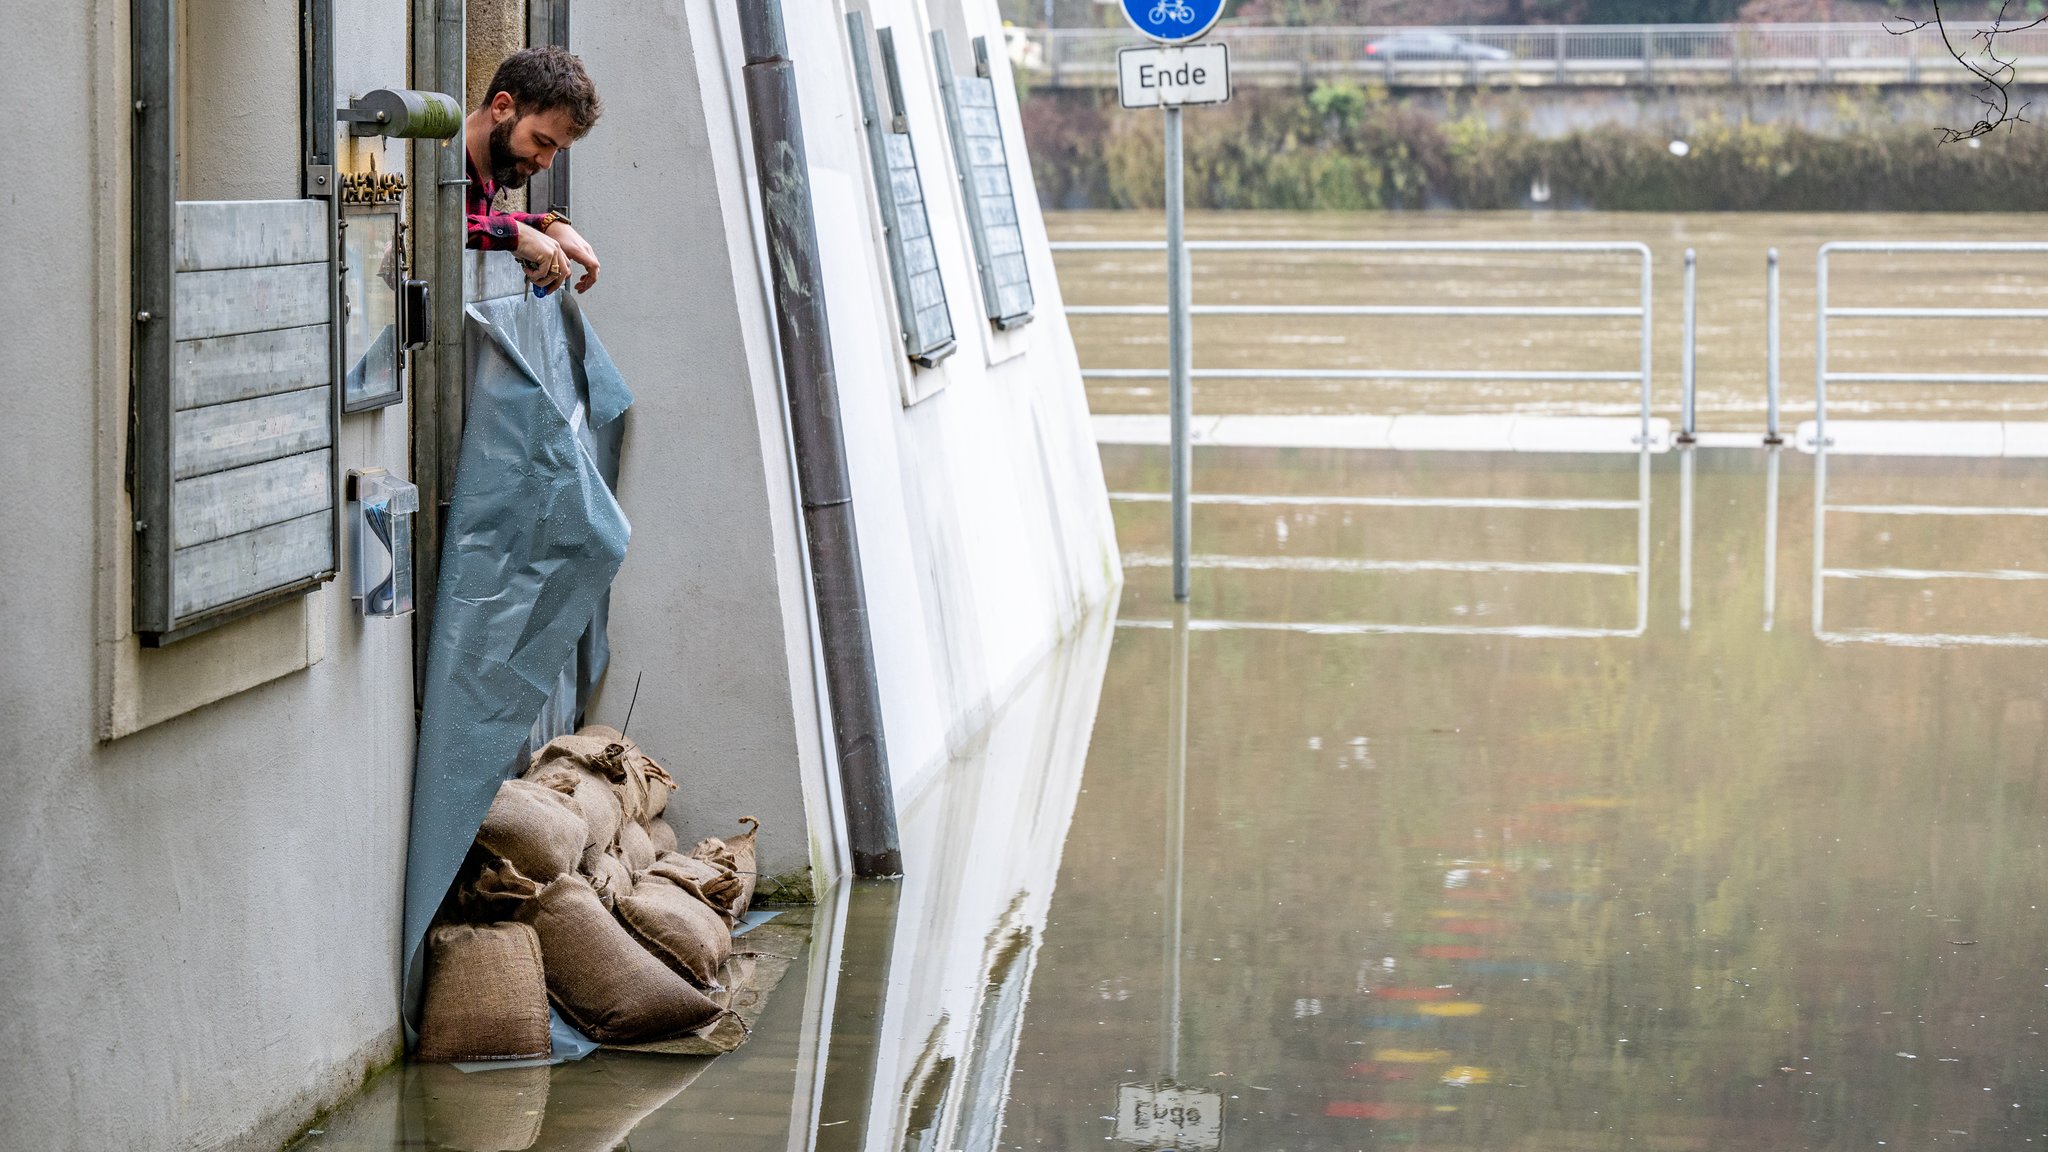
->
[0,0,419,1148]
[573,0,841,886]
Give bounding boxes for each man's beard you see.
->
[488,116,530,189]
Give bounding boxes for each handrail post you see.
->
[1815,245,1830,448]
[1679,248,1697,443]
[1765,247,1782,444]
[1638,246,1654,447]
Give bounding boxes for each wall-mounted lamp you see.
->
[337,89,462,139]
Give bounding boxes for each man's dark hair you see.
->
[486,45,602,136]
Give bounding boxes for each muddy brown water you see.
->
[300,214,2048,1152]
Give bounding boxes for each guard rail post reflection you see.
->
[1763,442,1781,632]
[1679,441,1695,631]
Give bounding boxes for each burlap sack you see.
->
[415,921,552,1063]
[687,817,761,920]
[527,765,622,855]
[649,851,743,925]
[616,872,733,988]
[617,820,657,873]
[646,818,678,856]
[579,844,632,909]
[475,779,585,883]
[570,725,677,820]
[531,729,674,824]
[518,873,723,1044]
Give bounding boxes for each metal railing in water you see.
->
[1114,462,1652,640]
[1812,241,2048,447]
[1811,455,2048,648]
[1015,22,2045,89]
[1053,239,1656,445]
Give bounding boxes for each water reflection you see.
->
[301,449,2048,1152]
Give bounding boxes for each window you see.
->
[847,11,957,371]
[932,32,1034,332]
[131,0,341,644]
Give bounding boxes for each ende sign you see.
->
[1117,44,1230,109]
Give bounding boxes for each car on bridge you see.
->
[1364,32,1512,62]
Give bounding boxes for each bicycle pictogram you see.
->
[1150,0,1196,23]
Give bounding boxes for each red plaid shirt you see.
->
[466,151,550,251]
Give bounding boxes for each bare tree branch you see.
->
[1888,0,2044,141]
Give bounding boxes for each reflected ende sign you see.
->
[1115,1082,1223,1150]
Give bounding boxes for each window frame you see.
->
[931,30,1034,333]
[846,10,958,374]
[129,0,342,645]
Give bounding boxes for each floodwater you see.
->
[1055,211,2048,429]
[301,214,2048,1152]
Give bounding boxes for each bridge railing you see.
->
[1013,22,2048,88]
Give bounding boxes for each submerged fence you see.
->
[1015,22,2048,89]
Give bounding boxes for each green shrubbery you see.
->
[1019,82,2048,211]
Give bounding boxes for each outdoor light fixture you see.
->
[336,88,462,139]
[348,469,418,618]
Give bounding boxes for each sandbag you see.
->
[687,817,761,920]
[579,844,633,909]
[569,725,677,820]
[415,922,552,1063]
[518,873,723,1043]
[650,851,743,925]
[646,818,678,856]
[527,765,622,855]
[618,820,657,873]
[616,871,733,988]
[475,779,586,883]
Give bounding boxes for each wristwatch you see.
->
[537,210,572,233]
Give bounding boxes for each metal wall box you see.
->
[848,12,957,370]
[933,32,1034,331]
[341,207,404,411]
[347,469,417,617]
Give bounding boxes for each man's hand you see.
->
[514,222,571,293]
[544,221,600,293]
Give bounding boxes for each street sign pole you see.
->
[1165,105,1191,602]
[1117,0,1227,605]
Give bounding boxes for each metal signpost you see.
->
[1118,0,1229,604]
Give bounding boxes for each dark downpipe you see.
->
[737,0,903,878]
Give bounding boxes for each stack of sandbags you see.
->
[414,724,767,1060]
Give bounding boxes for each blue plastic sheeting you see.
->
[402,291,633,1046]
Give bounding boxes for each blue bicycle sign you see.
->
[1120,0,1225,45]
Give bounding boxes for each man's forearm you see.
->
[466,210,553,251]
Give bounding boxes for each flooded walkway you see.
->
[306,439,2047,1151]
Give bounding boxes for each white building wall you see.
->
[784,0,1121,808]
[0,1,418,1150]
